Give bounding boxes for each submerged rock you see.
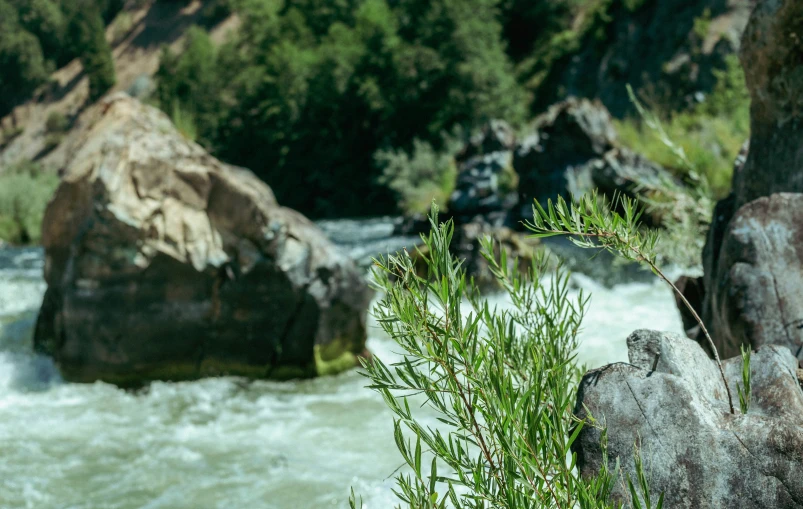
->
[575,329,803,508]
[34,94,373,385]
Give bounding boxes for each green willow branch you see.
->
[353,203,659,508]
[526,192,735,414]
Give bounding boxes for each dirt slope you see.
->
[0,0,239,171]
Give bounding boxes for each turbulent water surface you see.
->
[0,218,683,508]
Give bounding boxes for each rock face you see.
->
[734,0,803,207]
[534,0,752,117]
[575,329,803,509]
[703,193,803,361]
[448,150,518,226]
[515,98,675,223]
[690,0,803,362]
[34,94,373,385]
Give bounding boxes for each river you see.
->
[0,218,683,508]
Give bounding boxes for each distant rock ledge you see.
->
[34,93,373,385]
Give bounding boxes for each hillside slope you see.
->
[0,0,238,171]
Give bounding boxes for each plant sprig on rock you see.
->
[525,192,735,414]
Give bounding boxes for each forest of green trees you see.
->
[0,0,119,115]
[1,0,750,221]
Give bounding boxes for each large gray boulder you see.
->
[704,193,803,361]
[575,329,803,508]
[34,94,373,385]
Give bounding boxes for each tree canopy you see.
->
[0,0,117,117]
[156,0,527,217]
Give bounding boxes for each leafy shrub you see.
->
[376,139,459,215]
[528,192,734,413]
[0,161,59,244]
[0,0,123,117]
[0,0,53,117]
[63,0,116,101]
[351,207,664,508]
[45,111,68,133]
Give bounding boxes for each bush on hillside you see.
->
[0,162,59,245]
[0,0,122,117]
[0,0,53,117]
[65,0,116,101]
[45,111,68,133]
[615,55,749,200]
[375,138,459,216]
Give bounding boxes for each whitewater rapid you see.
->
[0,219,684,508]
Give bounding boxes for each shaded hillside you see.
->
[525,0,753,116]
[0,0,237,170]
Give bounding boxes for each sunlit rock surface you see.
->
[575,329,803,509]
[34,93,372,385]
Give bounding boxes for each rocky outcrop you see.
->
[448,150,518,226]
[454,119,516,164]
[702,193,803,361]
[533,0,752,117]
[401,102,680,288]
[575,329,803,508]
[515,98,676,223]
[34,93,373,385]
[689,0,803,362]
[734,0,803,207]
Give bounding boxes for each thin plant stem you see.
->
[527,194,735,414]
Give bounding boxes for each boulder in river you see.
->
[447,119,519,228]
[34,94,373,385]
[448,150,518,226]
[514,98,678,224]
[575,329,803,508]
